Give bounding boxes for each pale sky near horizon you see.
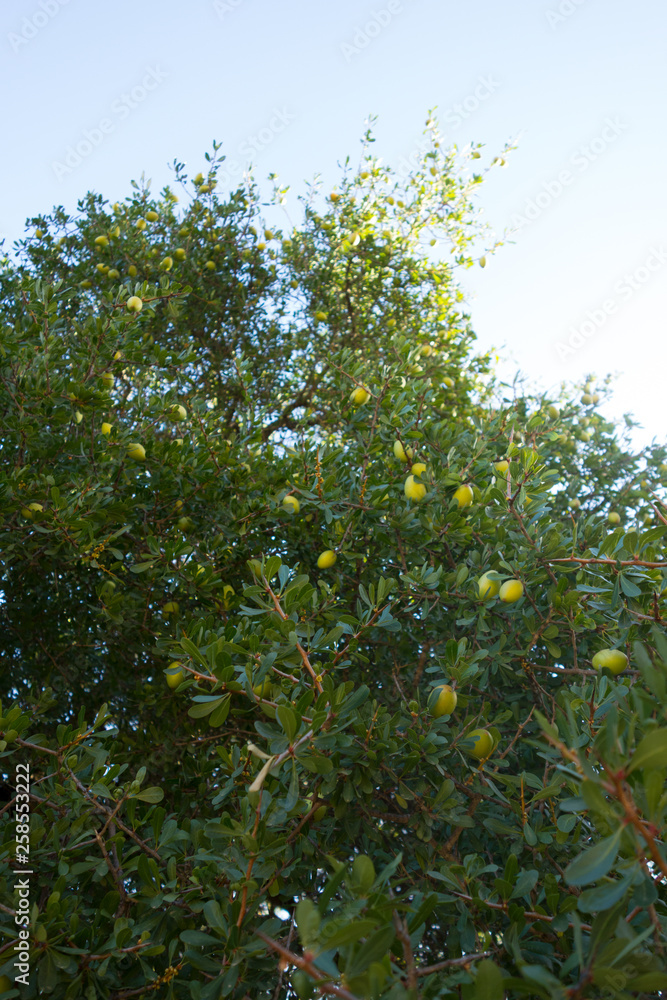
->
[2,0,665,449]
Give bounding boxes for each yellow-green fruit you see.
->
[163,601,179,616]
[166,663,185,689]
[411,462,427,477]
[350,386,371,405]
[35,229,44,239]
[393,440,413,462]
[101,372,115,389]
[464,729,494,760]
[405,475,426,501]
[174,500,183,511]
[499,579,524,603]
[592,648,628,674]
[494,460,509,475]
[75,410,84,424]
[107,269,120,279]
[443,376,455,388]
[136,218,147,231]
[127,443,146,461]
[253,678,273,698]
[420,343,433,356]
[352,854,376,889]
[94,235,109,247]
[292,970,315,1000]
[101,422,112,436]
[317,549,337,569]
[454,484,474,508]
[547,405,559,419]
[169,404,187,421]
[146,210,159,222]
[282,495,300,514]
[607,512,621,525]
[314,311,328,322]
[178,516,194,532]
[428,684,457,718]
[194,172,204,185]
[126,296,143,313]
[313,804,327,822]
[175,438,183,447]
[205,260,215,270]
[592,394,600,404]
[128,264,138,277]
[478,572,500,600]
[581,393,593,405]
[569,498,581,510]
[160,256,174,271]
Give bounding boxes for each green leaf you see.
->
[474,959,505,1000]
[626,728,667,774]
[188,696,228,719]
[276,704,297,741]
[564,827,623,886]
[132,786,164,803]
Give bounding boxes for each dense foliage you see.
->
[1,121,666,1000]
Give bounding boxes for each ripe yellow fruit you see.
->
[166,663,185,689]
[169,404,187,421]
[163,601,180,616]
[494,460,509,475]
[205,260,216,270]
[405,475,426,501]
[411,462,427,477]
[592,648,628,674]
[100,372,115,389]
[607,512,621,525]
[146,210,159,222]
[127,443,146,461]
[126,296,143,313]
[317,549,337,569]
[499,579,524,603]
[478,572,500,600]
[454,484,474,508]
[393,440,413,462]
[94,235,109,248]
[101,422,112,436]
[350,386,371,405]
[283,495,300,513]
[427,684,457,718]
[75,410,84,424]
[463,729,494,760]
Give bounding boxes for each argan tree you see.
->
[1,120,666,1000]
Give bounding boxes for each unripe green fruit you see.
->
[427,684,457,718]
[314,311,328,322]
[146,210,159,222]
[160,256,174,271]
[464,729,494,759]
[499,579,523,603]
[443,376,455,388]
[547,405,559,419]
[494,460,509,475]
[581,393,593,405]
[478,572,500,600]
[253,678,273,698]
[163,601,179,616]
[592,648,628,674]
[169,404,187,421]
[100,372,115,389]
[126,296,143,313]
[174,248,186,260]
[607,512,621,525]
[405,475,426,501]
[454,484,473,507]
[313,805,327,822]
[317,549,337,569]
[127,443,146,461]
[282,495,300,513]
[178,516,194,532]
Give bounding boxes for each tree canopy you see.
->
[1,120,666,1000]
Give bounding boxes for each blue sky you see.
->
[2,0,665,445]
